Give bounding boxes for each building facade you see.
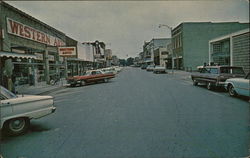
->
[142,38,171,65]
[209,29,250,73]
[104,49,112,67]
[0,1,66,91]
[172,22,249,70]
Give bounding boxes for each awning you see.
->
[0,51,37,59]
[67,58,85,62]
[67,58,93,62]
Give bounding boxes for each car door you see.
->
[236,73,250,96]
[0,95,13,122]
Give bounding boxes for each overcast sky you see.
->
[7,1,249,59]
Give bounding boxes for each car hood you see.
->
[226,78,248,82]
[6,95,53,104]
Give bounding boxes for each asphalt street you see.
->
[1,67,249,158]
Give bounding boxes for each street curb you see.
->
[38,86,67,95]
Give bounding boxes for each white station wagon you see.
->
[225,72,250,97]
[0,86,56,136]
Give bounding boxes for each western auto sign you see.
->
[58,47,76,57]
[7,18,65,47]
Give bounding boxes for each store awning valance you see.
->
[67,58,86,62]
[0,51,37,59]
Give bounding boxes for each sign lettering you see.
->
[7,18,65,47]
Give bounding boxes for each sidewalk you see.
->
[16,79,68,95]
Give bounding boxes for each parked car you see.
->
[191,66,245,90]
[146,65,155,71]
[153,66,167,74]
[101,67,117,74]
[141,64,147,69]
[67,70,115,87]
[113,66,122,72]
[0,85,56,136]
[224,72,250,97]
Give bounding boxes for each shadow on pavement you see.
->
[197,85,250,102]
[67,80,115,88]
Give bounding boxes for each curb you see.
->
[38,85,67,95]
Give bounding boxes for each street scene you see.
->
[1,67,249,158]
[0,1,249,158]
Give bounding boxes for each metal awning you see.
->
[67,58,85,62]
[67,58,93,62]
[0,51,37,59]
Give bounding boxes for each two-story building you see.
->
[0,1,66,90]
[209,28,250,73]
[171,22,249,70]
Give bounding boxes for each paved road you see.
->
[1,67,249,158]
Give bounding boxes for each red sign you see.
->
[58,47,76,57]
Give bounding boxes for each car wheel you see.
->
[193,80,198,86]
[80,80,86,86]
[70,84,76,87]
[228,84,237,97]
[4,117,30,136]
[104,78,109,83]
[207,82,213,90]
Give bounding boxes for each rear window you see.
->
[210,68,218,74]
[220,67,245,75]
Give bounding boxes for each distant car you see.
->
[113,66,122,72]
[101,67,117,74]
[153,66,167,74]
[146,65,155,71]
[141,64,147,69]
[224,72,250,97]
[67,70,115,87]
[0,86,56,136]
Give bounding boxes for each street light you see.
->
[158,24,174,74]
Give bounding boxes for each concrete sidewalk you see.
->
[16,79,68,95]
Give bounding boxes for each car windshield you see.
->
[0,86,17,99]
[220,67,245,75]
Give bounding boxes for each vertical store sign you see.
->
[6,18,65,46]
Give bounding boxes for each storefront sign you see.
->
[7,18,65,47]
[58,47,76,57]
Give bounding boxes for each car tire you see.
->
[207,82,213,90]
[228,84,237,97]
[104,78,109,83]
[3,117,30,136]
[70,84,76,87]
[80,80,86,86]
[193,80,198,86]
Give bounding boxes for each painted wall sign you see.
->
[7,18,65,47]
[58,47,76,57]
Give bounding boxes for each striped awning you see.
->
[0,51,37,59]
